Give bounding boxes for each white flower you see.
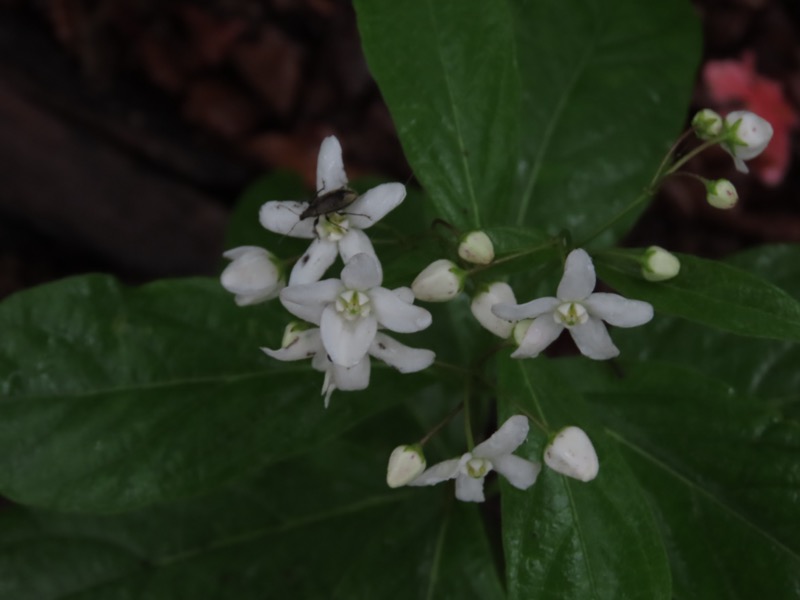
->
[278,253,432,369]
[458,231,495,265]
[544,426,599,482]
[220,246,284,306]
[706,178,738,209]
[691,108,723,140]
[722,110,773,174]
[411,259,466,302]
[642,246,680,282]
[409,415,540,502]
[471,282,517,338]
[263,319,434,408]
[259,136,406,285]
[386,444,427,488]
[492,249,653,360]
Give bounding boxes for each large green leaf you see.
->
[0,415,505,599]
[0,276,442,512]
[511,0,700,241]
[596,249,800,342]
[353,0,520,230]
[497,357,671,599]
[613,244,800,401]
[557,359,800,598]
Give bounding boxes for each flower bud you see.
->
[722,110,773,173]
[221,246,285,306]
[471,282,517,338]
[411,259,466,302]
[512,319,534,347]
[458,231,495,265]
[386,444,426,488]
[642,246,680,282]
[691,109,723,140]
[544,426,599,482]
[706,179,738,209]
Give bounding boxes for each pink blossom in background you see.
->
[703,52,797,186]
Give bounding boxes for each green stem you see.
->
[419,402,464,446]
[576,187,652,247]
[466,239,558,276]
[665,138,722,176]
[463,385,475,450]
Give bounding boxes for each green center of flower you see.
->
[554,302,588,327]
[316,213,349,242]
[335,289,371,321]
[465,457,491,479]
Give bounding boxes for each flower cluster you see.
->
[221,136,435,406]
[388,415,599,502]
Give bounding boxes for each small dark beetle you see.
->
[299,187,359,221]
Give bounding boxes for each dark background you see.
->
[0,0,798,298]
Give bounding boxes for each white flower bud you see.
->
[706,179,738,209]
[471,282,517,338]
[642,246,680,282]
[221,246,285,306]
[411,259,466,302]
[691,109,723,140]
[458,231,495,265]
[386,444,426,488]
[512,319,533,347]
[544,426,599,482]
[722,110,773,173]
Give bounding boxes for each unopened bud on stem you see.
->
[411,259,466,302]
[691,109,723,140]
[544,426,599,482]
[386,444,426,488]
[458,231,495,265]
[642,246,680,282]
[706,179,738,209]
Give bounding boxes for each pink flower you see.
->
[703,52,797,186]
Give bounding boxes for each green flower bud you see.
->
[458,231,495,265]
[692,109,723,140]
[706,179,738,210]
[642,246,680,282]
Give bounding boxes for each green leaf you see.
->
[353,0,520,230]
[0,416,505,599]
[511,0,700,241]
[497,357,671,599]
[558,359,800,598]
[0,275,442,512]
[595,249,800,342]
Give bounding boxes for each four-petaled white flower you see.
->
[259,136,407,285]
[492,249,653,360]
[220,246,284,306]
[409,415,540,502]
[262,316,435,408]
[279,253,432,368]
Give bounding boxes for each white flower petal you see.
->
[733,156,749,173]
[220,246,282,298]
[339,229,383,289]
[370,287,432,333]
[332,357,370,391]
[347,182,406,229]
[408,458,461,486]
[557,249,596,301]
[320,306,377,367]
[455,473,485,502]
[280,279,343,325]
[511,315,564,359]
[392,287,414,304]
[369,332,435,373]
[316,135,348,194]
[569,317,619,360]
[491,297,560,321]
[472,282,517,338]
[340,252,382,291]
[492,455,540,490]
[288,239,338,286]
[261,329,321,361]
[584,293,654,328]
[473,415,530,459]
[259,201,316,238]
